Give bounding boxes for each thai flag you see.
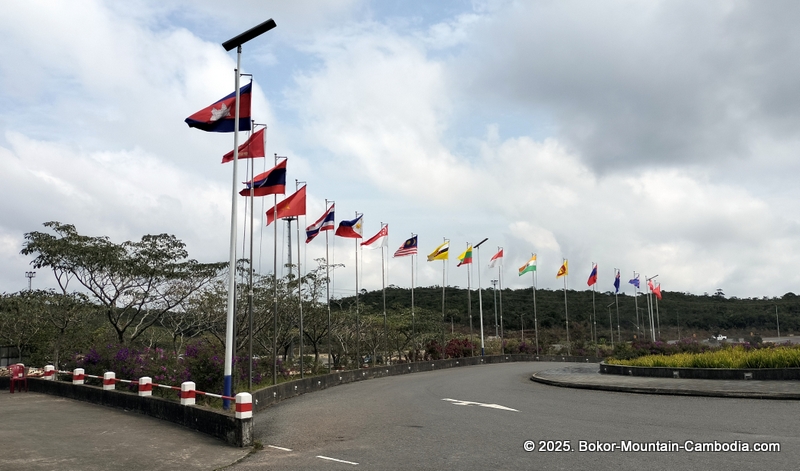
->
[185,83,252,133]
[306,204,335,243]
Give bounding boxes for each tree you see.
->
[21,222,225,344]
[0,291,48,363]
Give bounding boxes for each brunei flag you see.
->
[185,83,252,133]
[427,240,449,261]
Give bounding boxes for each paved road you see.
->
[0,391,249,471]
[228,362,799,470]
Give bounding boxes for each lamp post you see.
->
[25,271,35,291]
[220,18,276,409]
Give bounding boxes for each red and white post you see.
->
[138,376,152,397]
[103,372,116,390]
[43,365,55,380]
[235,392,252,419]
[180,381,196,406]
[73,368,85,385]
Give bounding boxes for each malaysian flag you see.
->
[394,236,418,257]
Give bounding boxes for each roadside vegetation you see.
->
[607,344,800,368]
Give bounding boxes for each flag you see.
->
[629,275,640,289]
[239,159,286,197]
[222,127,265,163]
[457,245,473,267]
[648,279,655,293]
[361,225,388,249]
[185,83,252,132]
[654,283,663,300]
[427,241,449,261]
[614,270,621,293]
[587,264,598,286]
[394,236,418,257]
[265,185,306,225]
[488,248,504,268]
[335,215,363,238]
[556,260,568,278]
[519,255,537,276]
[306,204,335,243]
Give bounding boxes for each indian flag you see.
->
[519,255,537,276]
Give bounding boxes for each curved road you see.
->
[230,362,798,470]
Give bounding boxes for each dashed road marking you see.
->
[268,445,293,451]
[317,455,359,465]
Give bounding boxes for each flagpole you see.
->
[498,259,504,353]
[563,259,570,356]
[295,181,304,378]
[325,200,332,373]
[614,268,621,343]
[355,212,360,367]
[475,238,488,356]
[655,285,661,340]
[411,234,416,353]
[441,238,446,359]
[533,254,539,355]
[247,121,256,391]
[272,154,279,386]
[592,263,598,357]
[466,245,473,357]
[632,271,640,340]
[381,222,387,366]
[222,55,243,409]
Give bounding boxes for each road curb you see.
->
[530,372,800,400]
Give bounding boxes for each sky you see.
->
[2,0,799,300]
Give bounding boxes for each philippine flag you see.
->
[335,215,363,239]
[185,83,252,133]
[306,204,335,243]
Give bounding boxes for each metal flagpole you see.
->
[272,154,279,386]
[499,261,504,353]
[632,272,640,340]
[411,237,415,351]
[533,254,539,355]
[475,238,488,356]
[355,212,360,367]
[592,263,598,356]
[466,243,473,357]
[381,223,387,366]
[614,268,621,343]
[440,238,446,358]
[563,259,570,356]
[295,181,304,378]
[325,200,332,372]
[607,301,615,349]
[247,121,258,391]
[222,51,242,409]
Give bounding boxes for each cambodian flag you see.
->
[185,83,252,132]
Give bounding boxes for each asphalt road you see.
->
[228,362,799,471]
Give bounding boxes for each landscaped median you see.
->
[601,344,800,380]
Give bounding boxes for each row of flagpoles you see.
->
[186,77,667,399]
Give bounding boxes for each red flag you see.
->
[654,284,663,300]
[266,186,306,225]
[648,279,655,292]
[223,128,265,163]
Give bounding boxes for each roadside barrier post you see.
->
[103,372,116,390]
[138,376,152,397]
[235,392,252,419]
[180,381,196,406]
[44,365,55,380]
[73,368,85,385]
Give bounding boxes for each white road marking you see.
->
[268,445,293,451]
[317,455,359,465]
[442,398,519,412]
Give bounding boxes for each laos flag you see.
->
[185,83,252,132]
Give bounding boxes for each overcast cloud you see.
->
[1,0,798,300]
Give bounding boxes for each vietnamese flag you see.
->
[185,83,252,133]
[266,185,306,225]
[223,128,265,163]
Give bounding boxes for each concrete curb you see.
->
[530,371,800,400]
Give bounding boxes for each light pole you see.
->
[25,271,35,291]
[220,18,277,409]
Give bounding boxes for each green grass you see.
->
[607,345,800,368]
